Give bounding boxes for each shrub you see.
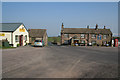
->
[92,43,97,46]
[17,44,19,47]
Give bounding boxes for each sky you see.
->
[2,2,118,37]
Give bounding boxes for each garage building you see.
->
[28,29,48,46]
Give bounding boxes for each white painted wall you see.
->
[13,24,29,47]
[0,32,12,44]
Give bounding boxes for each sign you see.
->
[19,27,25,32]
[0,33,5,36]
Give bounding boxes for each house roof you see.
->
[62,28,112,34]
[0,23,23,32]
[28,29,46,38]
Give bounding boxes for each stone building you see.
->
[28,29,48,46]
[61,23,112,46]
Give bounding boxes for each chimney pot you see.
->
[95,24,98,30]
[62,23,64,29]
[87,25,89,29]
[104,26,106,29]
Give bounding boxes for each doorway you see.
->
[19,35,23,46]
[74,40,79,44]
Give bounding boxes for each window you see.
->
[35,40,42,42]
[81,34,85,38]
[81,40,85,44]
[64,34,69,38]
[103,35,107,39]
[15,35,19,42]
[91,34,96,39]
[64,40,69,44]
[25,35,27,41]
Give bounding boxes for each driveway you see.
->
[2,46,118,78]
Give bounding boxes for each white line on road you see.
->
[69,59,81,72]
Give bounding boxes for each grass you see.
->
[48,36,61,43]
[0,46,16,49]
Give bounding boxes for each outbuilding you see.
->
[28,29,48,46]
[0,23,29,47]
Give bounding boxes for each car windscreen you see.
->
[35,40,41,42]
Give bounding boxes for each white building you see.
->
[0,23,29,47]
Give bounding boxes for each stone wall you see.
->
[61,33,112,46]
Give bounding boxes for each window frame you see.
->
[64,34,69,38]
[81,34,85,38]
[81,40,85,44]
[91,34,96,39]
[15,35,19,42]
[103,35,107,39]
[64,40,69,44]
[25,35,27,41]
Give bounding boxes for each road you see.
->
[2,46,118,78]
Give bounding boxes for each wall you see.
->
[61,33,112,46]
[0,32,12,44]
[13,24,29,47]
[43,32,48,46]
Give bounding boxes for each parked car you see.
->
[34,40,44,47]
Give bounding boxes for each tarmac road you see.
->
[2,46,118,78]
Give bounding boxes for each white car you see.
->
[34,40,44,47]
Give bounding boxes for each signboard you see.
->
[0,33,5,36]
[19,27,25,32]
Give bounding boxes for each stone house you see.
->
[28,29,48,46]
[61,23,112,46]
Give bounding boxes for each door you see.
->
[19,35,23,46]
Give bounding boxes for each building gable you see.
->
[28,29,46,38]
[13,24,28,35]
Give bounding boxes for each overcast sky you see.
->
[2,2,118,37]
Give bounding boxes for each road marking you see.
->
[69,59,81,72]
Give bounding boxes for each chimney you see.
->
[61,23,64,29]
[87,25,89,29]
[95,24,98,30]
[104,26,106,29]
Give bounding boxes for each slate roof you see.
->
[28,29,46,38]
[0,23,23,32]
[62,28,112,34]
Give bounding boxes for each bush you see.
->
[17,44,20,47]
[2,40,10,47]
[92,43,97,46]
